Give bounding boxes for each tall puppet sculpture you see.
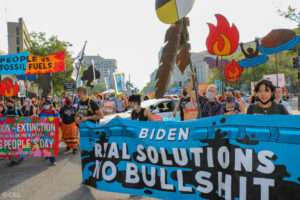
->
[154,0,202,117]
[155,0,195,97]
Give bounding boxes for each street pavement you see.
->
[0,151,156,200]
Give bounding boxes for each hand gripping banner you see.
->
[79,115,300,200]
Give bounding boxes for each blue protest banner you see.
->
[0,52,29,75]
[80,115,300,200]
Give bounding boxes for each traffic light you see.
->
[293,57,299,69]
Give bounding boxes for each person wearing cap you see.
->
[247,80,289,115]
[76,87,104,124]
[39,100,60,165]
[60,97,78,154]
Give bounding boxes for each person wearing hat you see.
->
[247,80,289,115]
[60,97,78,154]
[39,100,60,165]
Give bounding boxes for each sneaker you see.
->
[72,149,78,154]
[50,161,57,166]
[7,160,18,167]
[64,147,70,152]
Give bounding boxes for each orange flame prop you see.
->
[224,60,244,82]
[206,14,239,56]
[0,77,19,97]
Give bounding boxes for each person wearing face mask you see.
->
[21,98,34,117]
[201,84,224,118]
[5,98,23,117]
[39,100,60,165]
[60,97,78,154]
[247,80,289,115]
[129,94,154,121]
[0,103,5,117]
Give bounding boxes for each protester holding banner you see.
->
[201,84,224,117]
[39,100,60,165]
[129,94,154,121]
[247,80,289,115]
[60,97,78,154]
[76,87,104,124]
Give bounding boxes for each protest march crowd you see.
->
[0,78,293,167]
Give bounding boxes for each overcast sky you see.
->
[0,0,299,88]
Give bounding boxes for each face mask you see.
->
[43,105,51,110]
[258,98,272,105]
[206,91,215,101]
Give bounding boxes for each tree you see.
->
[278,6,300,27]
[29,32,74,95]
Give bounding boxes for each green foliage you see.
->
[29,32,74,95]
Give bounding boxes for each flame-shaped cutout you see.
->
[206,14,239,56]
[224,60,244,82]
[0,78,19,97]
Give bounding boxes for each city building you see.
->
[82,55,117,90]
[166,50,212,87]
[7,17,31,53]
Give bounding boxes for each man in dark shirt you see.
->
[5,98,23,117]
[76,87,104,124]
[201,84,224,118]
[60,97,78,154]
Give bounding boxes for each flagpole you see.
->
[72,41,87,100]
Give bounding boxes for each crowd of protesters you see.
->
[175,79,291,121]
[0,79,293,168]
